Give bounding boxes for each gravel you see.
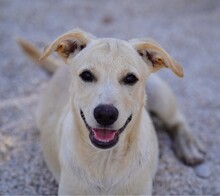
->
[0,0,219,195]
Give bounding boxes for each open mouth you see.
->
[80,110,132,149]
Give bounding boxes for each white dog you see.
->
[17,29,205,195]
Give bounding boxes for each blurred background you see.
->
[0,0,219,194]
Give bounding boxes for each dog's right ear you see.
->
[40,29,95,63]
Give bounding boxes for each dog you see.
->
[17,29,206,195]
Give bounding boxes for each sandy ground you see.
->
[0,0,220,195]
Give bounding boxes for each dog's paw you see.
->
[173,131,206,166]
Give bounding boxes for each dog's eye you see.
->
[123,73,138,85]
[79,70,95,82]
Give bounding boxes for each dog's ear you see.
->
[40,29,95,63]
[130,39,183,77]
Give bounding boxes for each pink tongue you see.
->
[92,128,117,142]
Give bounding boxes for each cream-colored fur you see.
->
[17,29,205,195]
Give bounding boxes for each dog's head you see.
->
[40,29,183,150]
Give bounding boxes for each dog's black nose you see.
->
[94,104,119,126]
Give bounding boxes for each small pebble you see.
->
[194,162,211,179]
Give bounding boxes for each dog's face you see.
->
[40,29,183,149]
[71,39,149,149]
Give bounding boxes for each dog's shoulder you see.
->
[36,66,71,129]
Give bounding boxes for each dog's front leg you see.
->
[147,76,206,165]
[58,171,75,195]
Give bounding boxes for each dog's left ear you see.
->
[40,29,95,63]
[130,39,184,77]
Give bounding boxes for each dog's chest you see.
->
[83,150,128,183]
[71,148,148,194]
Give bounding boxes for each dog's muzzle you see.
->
[80,110,132,149]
